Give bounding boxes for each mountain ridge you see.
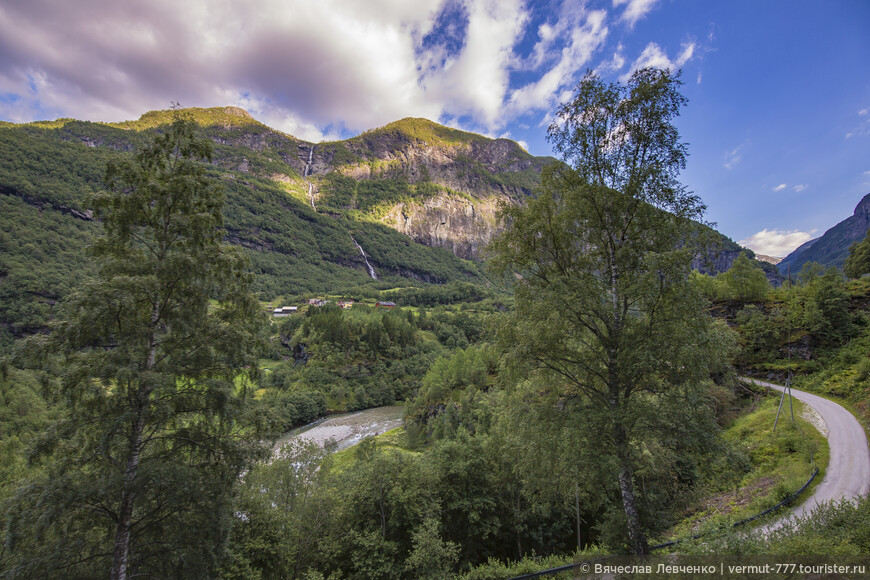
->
[778,193,870,273]
[0,105,774,334]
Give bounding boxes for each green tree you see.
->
[719,252,769,301]
[6,116,267,579]
[227,439,335,580]
[844,228,870,279]
[490,68,728,554]
[799,265,854,349]
[403,517,460,579]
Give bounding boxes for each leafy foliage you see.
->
[681,495,870,556]
[844,227,870,279]
[489,68,729,555]
[719,253,771,301]
[263,303,490,416]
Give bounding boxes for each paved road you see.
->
[742,378,870,524]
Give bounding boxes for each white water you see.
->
[304,145,314,177]
[351,237,378,280]
[304,146,316,210]
[274,405,404,454]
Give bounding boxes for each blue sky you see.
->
[0,0,868,256]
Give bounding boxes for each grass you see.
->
[329,426,416,471]
[662,393,828,543]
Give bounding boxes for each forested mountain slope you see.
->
[1,106,768,335]
[3,107,543,332]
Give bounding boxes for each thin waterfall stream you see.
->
[303,145,316,210]
[351,237,378,279]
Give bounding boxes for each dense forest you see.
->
[2,71,870,580]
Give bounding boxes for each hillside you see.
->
[0,106,770,334]
[1,107,564,333]
[778,192,870,274]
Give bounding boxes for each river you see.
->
[274,405,405,454]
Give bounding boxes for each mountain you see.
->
[0,107,553,333]
[754,254,783,265]
[778,193,870,274]
[0,106,771,334]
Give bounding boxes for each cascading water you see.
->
[351,237,378,280]
[304,145,314,176]
[304,146,316,210]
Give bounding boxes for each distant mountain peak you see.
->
[754,253,783,265]
[854,191,870,219]
[778,192,870,273]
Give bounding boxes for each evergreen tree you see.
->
[490,68,729,554]
[6,116,267,579]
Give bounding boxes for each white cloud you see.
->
[773,183,787,192]
[739,228,818,258]
[620,41,695,81]
[598,43,626,75]
[0,0,627,139]
[793,184,807,192]
[0,0,550,137]
[845,106,870,139]
[421,0,532,129]
[508,6,608,117]
[613,0,658,28]
[723,143,745,170]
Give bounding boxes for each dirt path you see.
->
[742,378,870,527]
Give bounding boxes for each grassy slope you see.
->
[664,393,827,542]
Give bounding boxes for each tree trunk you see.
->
[110,415,144,580]
[515,494,523,559]
[612,422,648,555]
[575,481,582,551]
[112,303,158,580]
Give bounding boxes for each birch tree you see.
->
[490,68,728,554]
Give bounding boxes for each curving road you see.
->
[741,377,870,525]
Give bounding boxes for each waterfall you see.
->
[304,146,314,177]
[351,237,378,280]
[304,146,316,210]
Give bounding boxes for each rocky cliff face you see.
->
[81,109,549,262]
[105,108,770,271]
[381,193,501,260]
[283,118,553,259]
[327,120,547,196]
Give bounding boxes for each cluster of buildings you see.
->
[271,299,397,317]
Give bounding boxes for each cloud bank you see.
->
[0,0,688,141]
[739,228,817,258]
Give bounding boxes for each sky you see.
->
[1,0,868,257]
